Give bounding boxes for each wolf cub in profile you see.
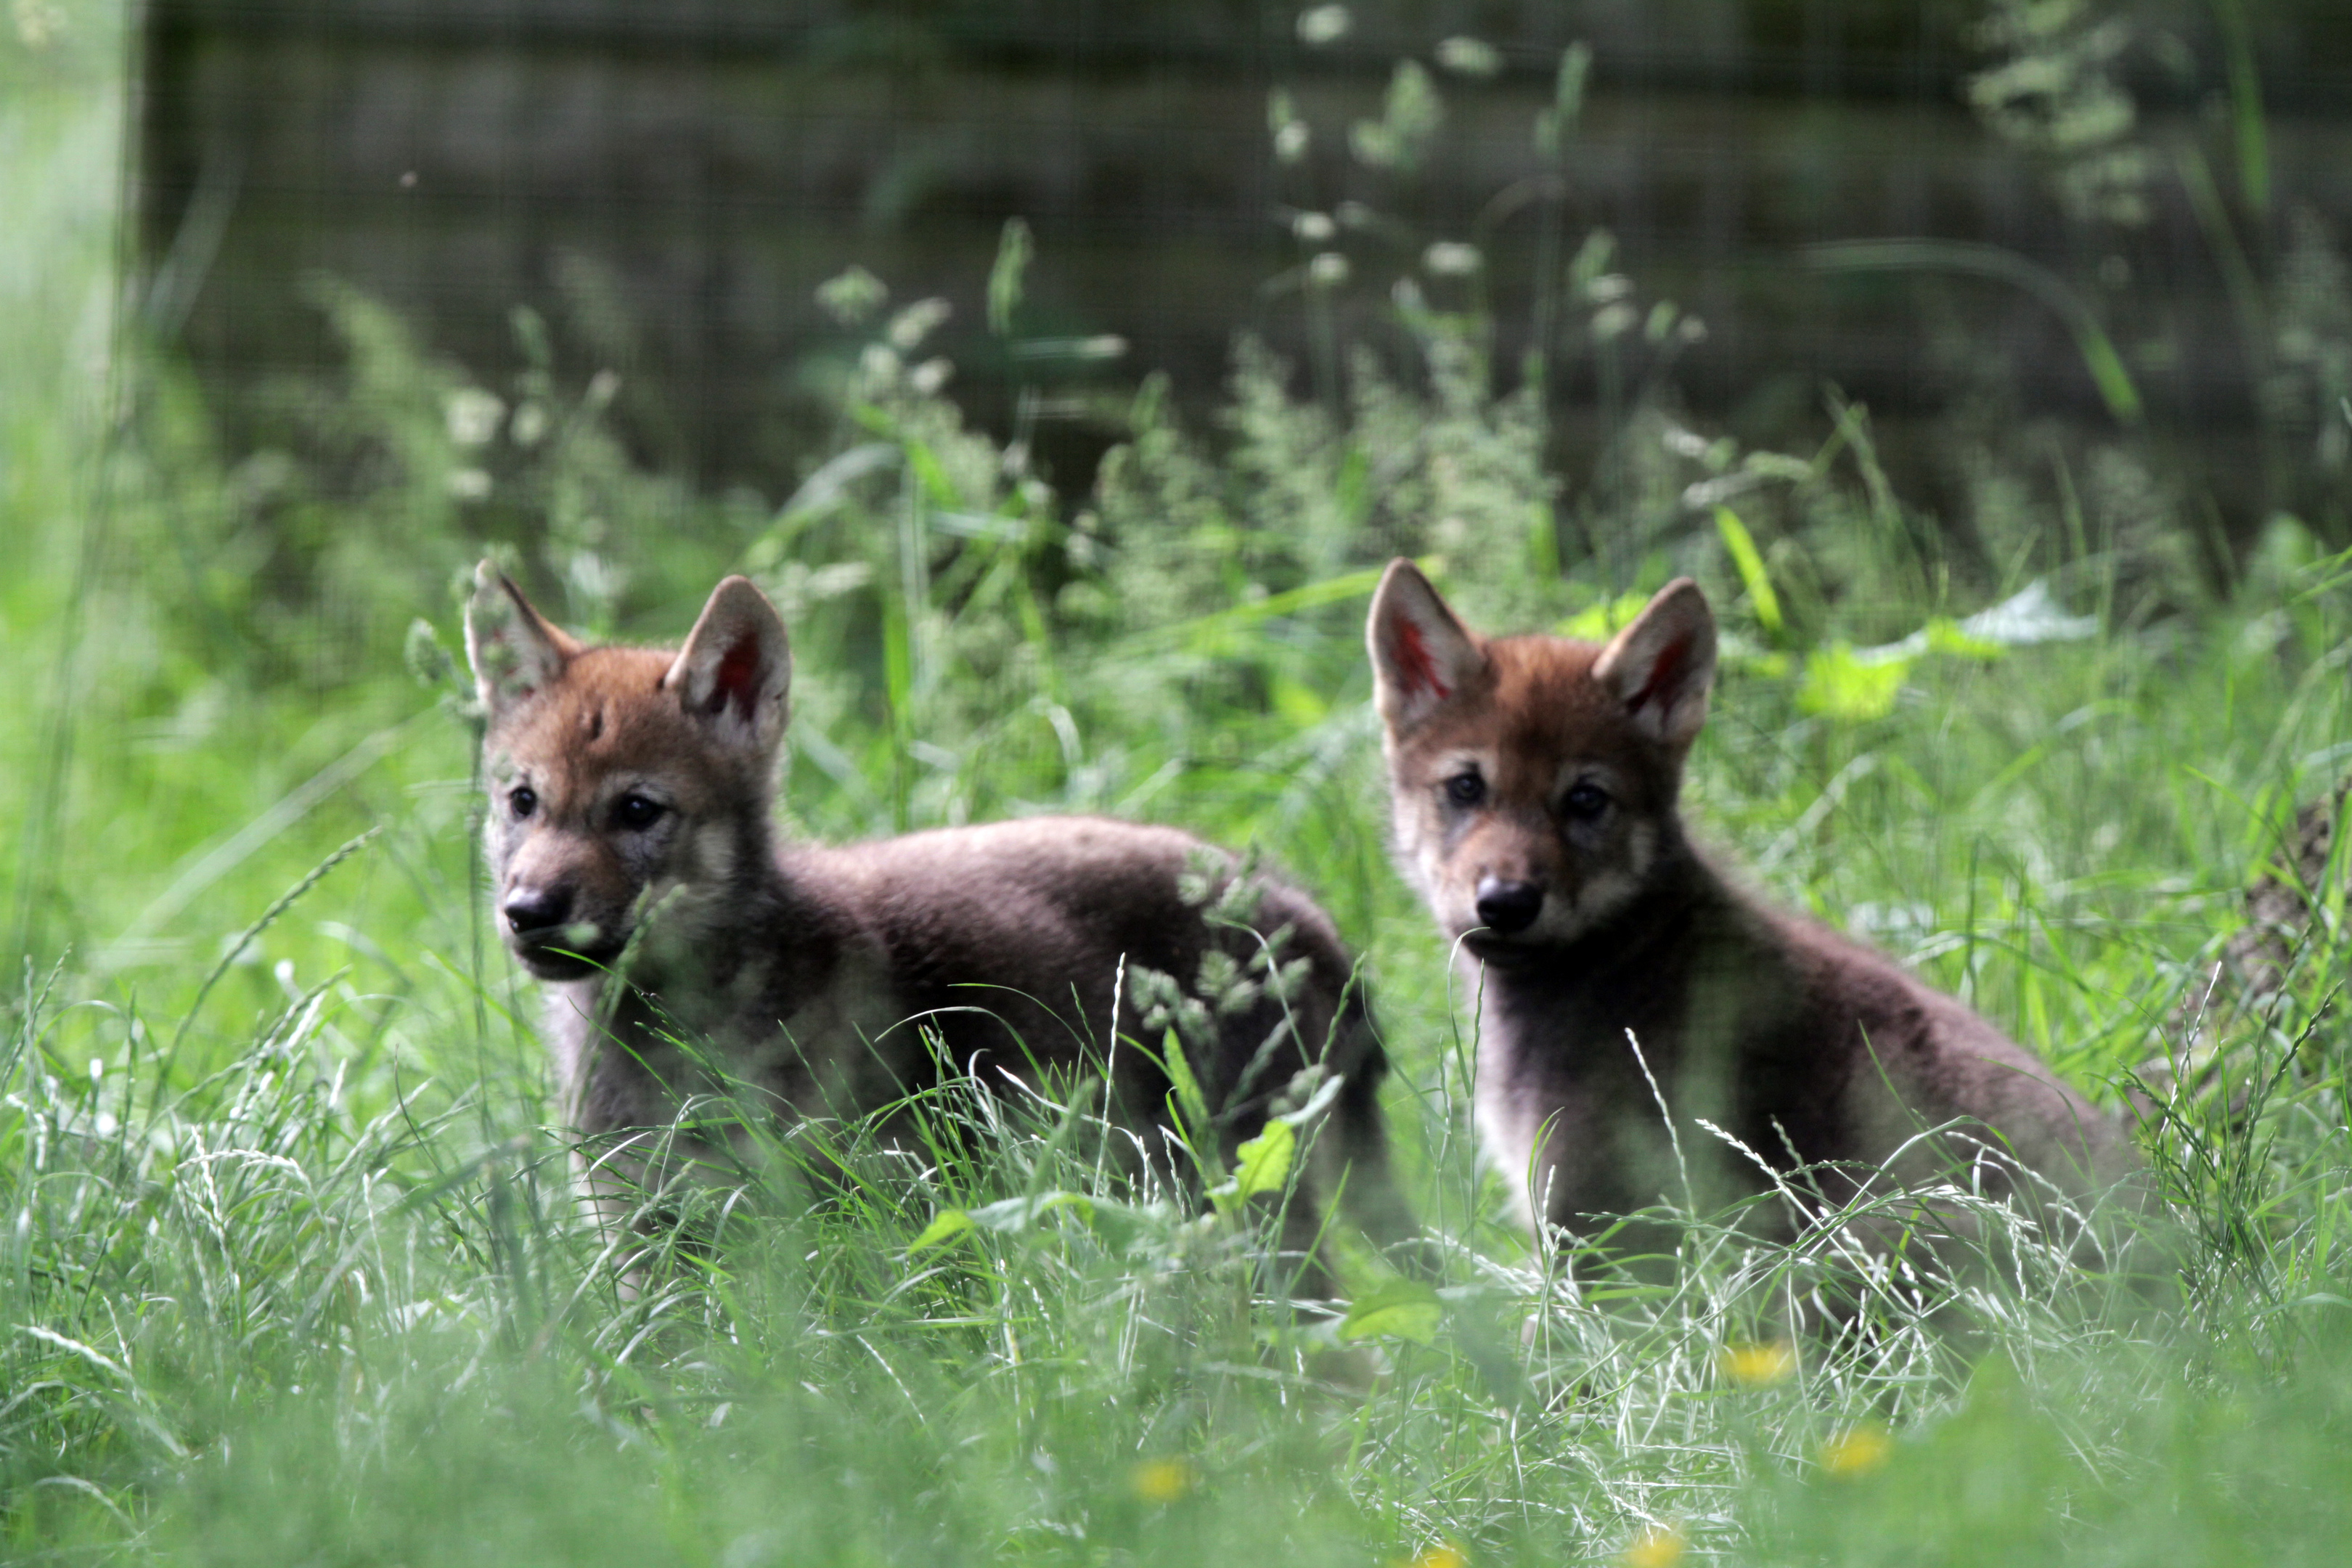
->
[465,565,1410,1270]
[1365,560,2131,1241]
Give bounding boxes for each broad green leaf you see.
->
[909,1209,973,1250]
[1161,1027,1212,1145]
[1339,1276,1444,1347]
[1715,506,1783,634]
[1230,1119,1295,1202]
[1797,643,1910,722]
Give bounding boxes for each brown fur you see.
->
[2148,772,2350,1103]
[464,565,1413,1281]
[2227,772,2348,1000]
[1366,560,2134,1241]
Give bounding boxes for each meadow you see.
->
[8,5,2352,1563]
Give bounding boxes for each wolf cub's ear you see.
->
[465,561,582,721]
[664,576,792,755]
[1593,578,1717,748]
[1367,560,1484,731]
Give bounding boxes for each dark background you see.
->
[136,0,2352,533]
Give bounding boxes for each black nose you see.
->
[1474,877,1545,935]
[502,885,573,936]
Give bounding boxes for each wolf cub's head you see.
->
[1365,562,1716,960]
[464,565,791,981]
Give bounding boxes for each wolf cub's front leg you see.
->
[465,564,1414,1286]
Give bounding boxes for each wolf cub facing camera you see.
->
[464,564,1413,1274]
[1365,560,2133,1241]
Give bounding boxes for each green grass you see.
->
[12,5,2352,1564]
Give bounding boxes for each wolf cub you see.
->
[465,565,1411,1268]
[1365,560,2132,1241]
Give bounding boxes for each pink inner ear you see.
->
[1388,616,1451,701]
[708,631,763,722]
[1627,632,1690,718]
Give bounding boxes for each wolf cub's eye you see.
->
[613,794,666,830]
[1562,781,1610,821]
[1445,772,1487,808]
[509,786,537,819]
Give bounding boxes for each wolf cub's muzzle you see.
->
[1474,875,1545,934]
[500,882,625,979]
[1458,875,1548,964]
[502,883,571,936]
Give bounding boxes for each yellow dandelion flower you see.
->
[1818,1421,1894,1477]
[1128,1458,1196,1503]
[1621,1524,1686,1568]
[1403,1544,1468,1568]
[1718,1339,1795,1387]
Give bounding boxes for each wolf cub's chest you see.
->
[541,942,905,1116]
